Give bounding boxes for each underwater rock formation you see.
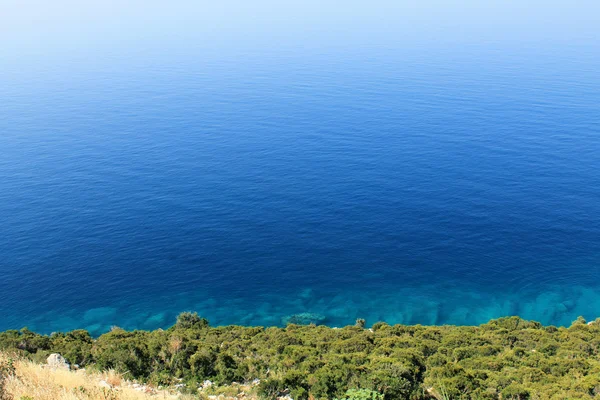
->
[281,312,326,325]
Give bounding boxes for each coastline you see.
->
[2,314,600,399]
[4,281,600,336]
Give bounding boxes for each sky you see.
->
[2,0,598,57]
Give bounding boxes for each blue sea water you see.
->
[1,35,600,334]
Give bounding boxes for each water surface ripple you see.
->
[1,46,600,334]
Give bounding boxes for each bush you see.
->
[257,378,285,399]
[3,315,600,399]
[336,388,384,400]
[175,312,209,330]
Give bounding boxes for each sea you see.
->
[1,3,600,335]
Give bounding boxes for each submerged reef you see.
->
[281,312,326,325]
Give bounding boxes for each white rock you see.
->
[47,354,70,370]
[98,380,112,389]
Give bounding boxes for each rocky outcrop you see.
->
[46,353,70,370]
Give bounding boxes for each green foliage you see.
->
[371,322,389,331]
[335,388,384,400]
[49,330,93,365]
[92,329,152,378]
[3,314,600,399]
[175,312,209,330]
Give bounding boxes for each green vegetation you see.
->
[2,314,600,399]
[335,389,384,400]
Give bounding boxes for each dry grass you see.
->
[0,352,184,400]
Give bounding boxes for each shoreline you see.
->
[3,314,600,399]
[4,281,600,336]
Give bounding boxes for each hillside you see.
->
[2,314,600,399]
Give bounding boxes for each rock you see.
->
[562,300,576,311]
[299,288,313,300]
[282,312,326,326]
[83,307,117,322]
[98,380,112,389]
[47,353,70,370]
[84,323,103,335]
[145,312,167,328]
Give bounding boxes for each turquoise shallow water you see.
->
[1,16,600,334]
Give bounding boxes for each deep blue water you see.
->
[1,42,600,335]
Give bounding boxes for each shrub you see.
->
[3,316,600,399]
[175,312,209,330]
[336,388,384,400]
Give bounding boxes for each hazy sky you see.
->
[2,0,598,54]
